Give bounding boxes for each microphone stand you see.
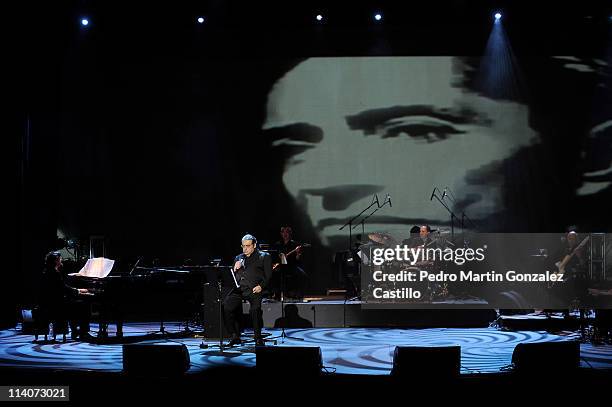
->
[339,194,381,251]
[442,187,478,247]
[430,188,459,241]
[199,266,237,353]
[129,257,142,276]
[347,196,392,301]
[199,277,228,352]
[339,194,380,304]
[461,212,477,231]
[269,252,304,343]
[351,194,391,233]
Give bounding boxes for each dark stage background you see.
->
[12,1,612,325]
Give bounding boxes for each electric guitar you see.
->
[550,235,589,286]
[273,243,311,270]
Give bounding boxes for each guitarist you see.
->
[552,230,589,303]
[558,231,588,277]
[271,226,309,299]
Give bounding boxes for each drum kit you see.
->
[367,232,398,246]
[360,230,452,302]
[366,228,453,248]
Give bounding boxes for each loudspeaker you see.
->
[123,342,190,376]
[256,346,322,376]
[512,341,579,373]
[391,346,461,378]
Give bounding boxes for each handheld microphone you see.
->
[235,254,245,271]
[387,194,392,207]
[441,188,447,199]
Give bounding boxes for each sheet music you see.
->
[71,257,115,278]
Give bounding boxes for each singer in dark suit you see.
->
[224,234,272,346]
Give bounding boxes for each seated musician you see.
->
[403,225,435,248]
[271,226,309,299]
[224,234,272,347]
[401,225,422,247]
[39,251,91,340]
[403,225,437,269]
[66,256,125,339]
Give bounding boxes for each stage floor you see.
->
[1,323,612,375]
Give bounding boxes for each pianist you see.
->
[223,234,272,347]
[39,251,91,340]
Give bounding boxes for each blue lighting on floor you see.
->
[2,323,610,375]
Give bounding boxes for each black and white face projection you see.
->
[264,57,537,248]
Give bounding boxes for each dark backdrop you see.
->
[12,1,612,325]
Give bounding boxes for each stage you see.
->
[2,323,612,375]
[3,321,612,401]
[12,0,612,402]
[254,298,497,328]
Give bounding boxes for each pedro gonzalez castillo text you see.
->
[360,233,604,309]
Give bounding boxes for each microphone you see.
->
[430,187,437,201]
[441,188,447,200]
[235,254,245,271]
[372,194,380,207]
[386,194,392,207]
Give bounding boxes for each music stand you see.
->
[142,268,191,337]
[266,262,304,343]
[199,266,238,353]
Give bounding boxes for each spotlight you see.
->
[494,12,502,21]
[197,17,205,24]
[374,13,382,22]
[80,18,89,26]
[316,14,323,22]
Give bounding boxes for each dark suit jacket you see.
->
[234,250,272,292]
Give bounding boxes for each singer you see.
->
[223,234,272,347]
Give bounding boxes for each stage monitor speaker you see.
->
[391,346,461,378]
[512,340,580,373]
[123,342,190,376]
[256,346,322,376]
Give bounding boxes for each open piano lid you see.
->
[71,257,115,278]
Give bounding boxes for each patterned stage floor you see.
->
[1,323,611,375]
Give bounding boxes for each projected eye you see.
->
[376,119,465,143]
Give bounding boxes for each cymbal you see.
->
[368,232,397,245]
[358,242,377,247]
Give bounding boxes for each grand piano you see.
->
[66,259,211,339]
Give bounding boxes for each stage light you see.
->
[494,12,502,21]
[374,13,382,22]
[316,14,323,22]
[197,17,205,24]
[81,18,89,27]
